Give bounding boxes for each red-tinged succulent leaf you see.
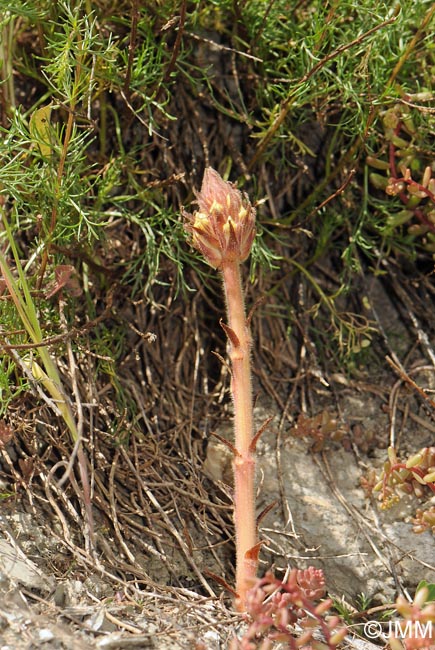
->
[296,567,327,600]
[235,570,346,650]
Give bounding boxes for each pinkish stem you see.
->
[221,259,257,611]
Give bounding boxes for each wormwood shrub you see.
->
[0,0,187,411]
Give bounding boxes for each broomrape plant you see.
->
[184,167,259,611]
[183,170,350,650]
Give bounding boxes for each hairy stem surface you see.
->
[222,259,256,610]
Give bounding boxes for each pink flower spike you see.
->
[183,167,256,269]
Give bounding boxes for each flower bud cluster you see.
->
[183,167,256,269]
